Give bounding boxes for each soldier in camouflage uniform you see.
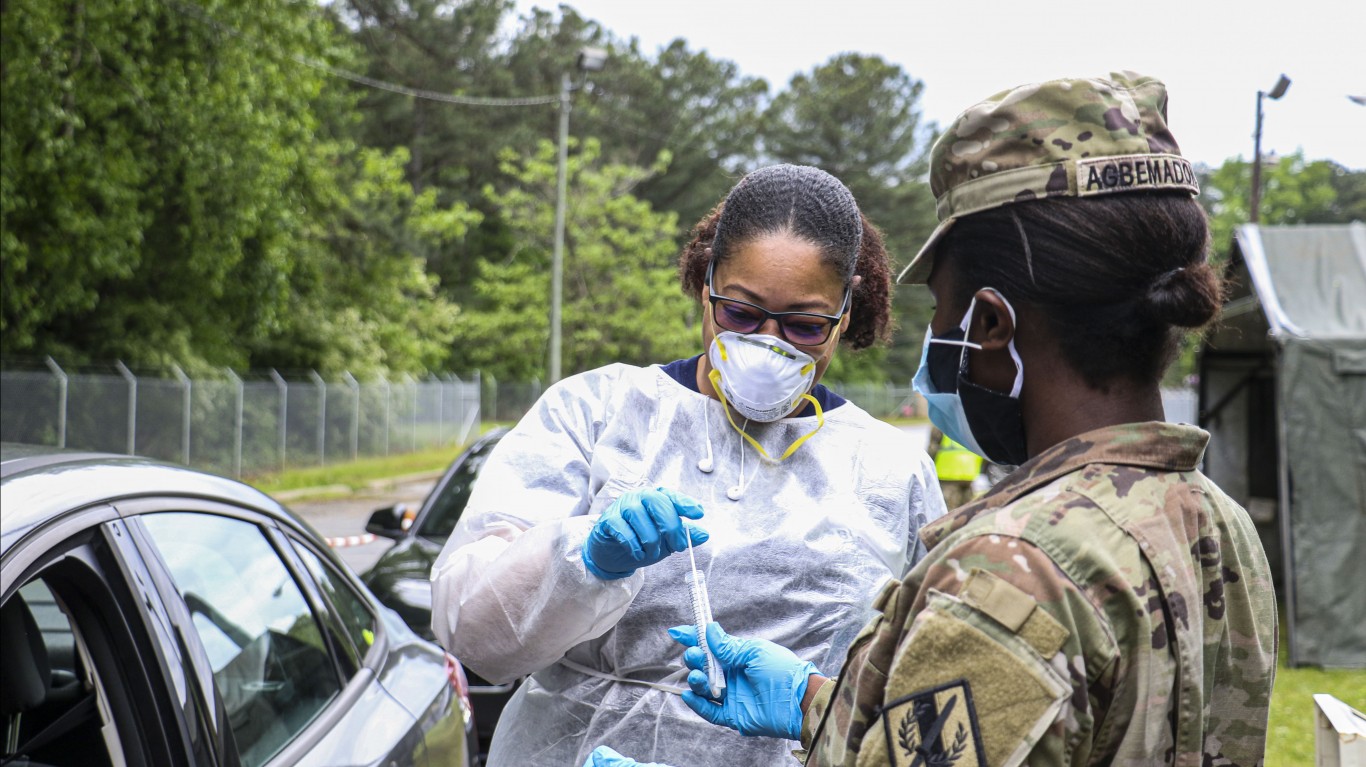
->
[583,72,1277,767]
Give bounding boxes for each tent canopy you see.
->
[1205,223,1366,668]
[1237,222,1366,338]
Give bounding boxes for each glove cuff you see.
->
[785,661,821,741]
[581,545,635,581]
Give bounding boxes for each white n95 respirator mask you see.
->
[707,331,816,422]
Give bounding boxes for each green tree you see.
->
[760,53,939,383]
[452,138,695,380]
[1309,163,1366,224]
[573,37,768,232]
[1200,151,1340,256]
[1,0,470,375]
[249,145,476,376]
[340,2,769,304]
[2,0,336,367]
[333,0,533,303]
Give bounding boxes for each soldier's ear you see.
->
[969,290,1015,350]
[964,290,1018,394]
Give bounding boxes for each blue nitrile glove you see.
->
[581,745,675,767]
[582,487,708,580]
[668,622,819,740]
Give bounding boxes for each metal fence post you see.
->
[172,365,191,465]
[45,357,68,448]
[270,369,287,471]
[310,370,326,466]
[115,361,137,455]
[405,373,417,451]
[485,372,497,423]
[437,375,446,446]
[382,376,391,457]
[343,371,360,461]
[225,368,243,478]
[460,371,481,446]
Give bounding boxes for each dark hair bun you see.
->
[1143,262,1222,328]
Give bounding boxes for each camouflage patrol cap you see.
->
[898,71,1199,284]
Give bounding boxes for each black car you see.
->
[0,443,478,767]
[361,427,515,759]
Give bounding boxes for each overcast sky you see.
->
[514,0,1366,170]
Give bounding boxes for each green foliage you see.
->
[1311,162,1366,224]
[1200,151,1341,257]
[2,0,328,367]
[452,139,695,380]
[760,54,939,384]
[573,37,768,232]
[1,0,467,376]
[339,1,768,307]
[249,145,475,376]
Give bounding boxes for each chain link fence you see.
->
[827,383,924,419]
[5,357,1195,479]
[1,359,481,478]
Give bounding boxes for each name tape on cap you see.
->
[1075,153,1199,197]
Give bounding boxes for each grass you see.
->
[248,421,514,495]
[1266,631,1366,765]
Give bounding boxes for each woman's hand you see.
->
[581,488,708,580]
[669,622,820,740]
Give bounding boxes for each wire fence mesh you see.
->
[3,358,1199,479]
[0,359,482,478]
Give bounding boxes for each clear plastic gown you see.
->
[430,363,945,766]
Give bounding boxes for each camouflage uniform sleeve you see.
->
[859,533,1119,767]
[801,677,838,750]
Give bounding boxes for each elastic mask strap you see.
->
[777,394,825,460]
[928,338,982,351]
[979,287,1024,398]
[558,657,687,696]
[708,369,825,462]
[943,291,1024,399]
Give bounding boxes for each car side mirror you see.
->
[366,503,408,540]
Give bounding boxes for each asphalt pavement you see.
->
[290,477,438,574]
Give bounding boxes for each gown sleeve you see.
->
[429,368,644,684]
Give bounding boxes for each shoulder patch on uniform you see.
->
[880,679,987,767]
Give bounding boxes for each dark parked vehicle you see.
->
[362,427,514,759]
[0,443,478,767]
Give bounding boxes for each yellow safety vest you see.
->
[935,434,983,482]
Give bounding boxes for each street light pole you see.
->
[549,71,571,385]
[548,47,607,385]
[1250,74,1291,225]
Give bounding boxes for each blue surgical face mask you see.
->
[911,289,1029,466]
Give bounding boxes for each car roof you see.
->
[2,442,292,554]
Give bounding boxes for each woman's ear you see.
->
[969,288,1016,351]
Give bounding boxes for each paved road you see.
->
[291,478,438,575]
[292,422,934,577]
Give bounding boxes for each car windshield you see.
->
[415,438,499,543]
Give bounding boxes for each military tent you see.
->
[1199,222,1366,668]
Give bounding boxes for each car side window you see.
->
[419,440,498,541]
[291,542,377,670]
[140,513,341,767]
